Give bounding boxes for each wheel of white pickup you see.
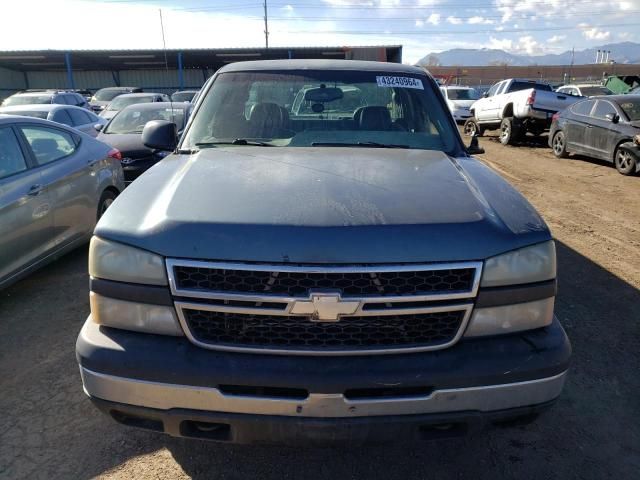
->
[499,117,519,146]
[463,118,484,137]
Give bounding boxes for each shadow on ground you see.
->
[485,132,550,149]
[0,242,638,479]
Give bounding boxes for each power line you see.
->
[245,10,640,21]
[181,0,633,10]
[275,22,640,35]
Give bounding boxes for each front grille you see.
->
[169,260,480,354]
[183,309,465,352]
[173,265,475,297]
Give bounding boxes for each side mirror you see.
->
[605,113,619,124]
[94,123,104,132]
[482,92,489,98]
[142,120,177,151]
[467,135,485,155]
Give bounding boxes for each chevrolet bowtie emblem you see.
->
[289,291,360,322]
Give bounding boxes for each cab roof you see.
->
[219,59,427,76]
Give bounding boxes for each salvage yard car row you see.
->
[0,86,199,288]
[457,77,640,175]
[1,66,638,295]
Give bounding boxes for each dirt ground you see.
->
[1,132,639,479]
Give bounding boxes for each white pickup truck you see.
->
[464,78,581,145]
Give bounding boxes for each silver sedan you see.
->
[0,104,108,137]
[0,115,125,289]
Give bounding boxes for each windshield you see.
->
[2,95,52,106]
[447,88,479,100]
[581,86,613,96]
[619,99,640,122]
[105,107,187,134]
[107,96,154,111]
[182,70,458,153]
[510,81,552,92]
[172,92,196,102]
[95,89,128,101]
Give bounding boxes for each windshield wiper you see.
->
[195,139,274,147]
[311,141,410,149]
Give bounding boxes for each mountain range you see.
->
[417,42,640,66]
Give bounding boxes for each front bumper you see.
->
[77,318,570,443]
[121,157,158,183]
[452,110,472,121]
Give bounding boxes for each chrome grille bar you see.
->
[166,259,483,304]
[166,259,482,355]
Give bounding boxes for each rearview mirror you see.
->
[94,124,103,132]
[482,92,489,98]
[605,113,619,124]
[142,120,177,151]
[304,87,344,103]
[467,135,485,155]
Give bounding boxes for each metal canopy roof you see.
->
[0,46,402,72]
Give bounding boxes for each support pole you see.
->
[65,52,75,90]
[178,52,184,90]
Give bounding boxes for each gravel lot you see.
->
[1,133,638,479]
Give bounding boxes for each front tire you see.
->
[463,118,484,137]
[97,190,117,221]
[499,117,520,145]
[552,131,569,158]
[615,146,637,175]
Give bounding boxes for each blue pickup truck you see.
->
[76,60,571,445]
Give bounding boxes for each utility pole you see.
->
[569,47,574,81]
[263,0,269,48]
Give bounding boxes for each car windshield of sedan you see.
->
[182,70,459,153]
[619,99,640,121]
[2,95,52,106]
[105,107,187,134]
[95,89,128,101]
[106,96,154,111]
[447,88,480,100]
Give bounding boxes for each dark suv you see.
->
[77,60,571,445]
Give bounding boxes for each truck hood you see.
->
[96,147,550,263]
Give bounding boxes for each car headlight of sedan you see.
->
[89,237,182,335]
[465,241,556,337]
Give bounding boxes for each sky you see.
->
[0,0,638,64]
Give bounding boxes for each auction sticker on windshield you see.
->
[376,76,423,89]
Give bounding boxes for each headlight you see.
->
[481,241,556,287]
[464,298,554,337]
[89,237,167,286]
[90,293,183,336]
